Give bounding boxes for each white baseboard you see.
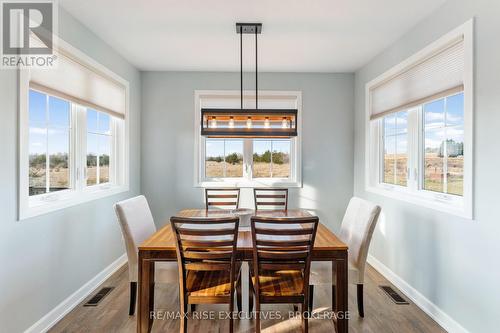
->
[25,254,127,333]
[367,254,468,333]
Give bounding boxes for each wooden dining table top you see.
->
[139,209,347,253]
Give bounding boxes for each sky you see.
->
[29,90,111,156]
[384,92,464,154]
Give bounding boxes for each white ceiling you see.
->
[59,0,446,72]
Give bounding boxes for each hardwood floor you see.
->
[50,264,445,333]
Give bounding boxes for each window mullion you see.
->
[270,141,274,178]
[243,139,253,181]
[70,103,77,192]
[75,105,86,192]
[407,108,419,192]
[45,94,50,193]
[443,96,448,194]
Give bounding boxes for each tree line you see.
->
[207,150,289,165]
[29,153,110,169]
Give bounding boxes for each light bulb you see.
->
[246,117,252,128]
[264,117,270,128]
[282,117,288,128]
[228,116,234,128]
[210,116,217,128]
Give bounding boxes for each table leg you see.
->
[335,253,348,333]
[331,260,337,311]
[137,253,155,333]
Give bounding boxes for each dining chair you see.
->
[253,188,288,211]
[114,195,178,316]
[205,188,240,210]
[170,216,242,333]
[250,215,319,333]
[309,197,381,317]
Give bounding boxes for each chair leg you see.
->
[129,282,137,316]
[255,300,261,333]
[293,305,299,312]
[357,283,364,318]
[332,284,336,311]
[236,274,242,312]
[308,285,314,313]
[302,302,308,333]
[229,292,235,333]
[180,295,187,333]
[248,270,254,312]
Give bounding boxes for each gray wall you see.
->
[0,7,141,332]
[141,72,354,232]
[354,0,500,332]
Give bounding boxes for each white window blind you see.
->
[29,41,126,119]
[369,37,464,120]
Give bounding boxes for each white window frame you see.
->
[365,19,474,219]
[194,90,302,188]
[18,37,130,220]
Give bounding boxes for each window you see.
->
[86,109,113,186]
[205,139,243,178]
[366,20,473,218]
[253,140,291,178]
[29,90,72,196]
[195,91,301,187]
[423,94,464,196]
[19,39,129,219]
[26,88,123,203]
[382,112,408,186]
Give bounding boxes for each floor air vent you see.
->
[84,287,114,307]
[380,285,409,304]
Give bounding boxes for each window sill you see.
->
[366,184,472,219]
[197,178,302,188]
[20,184,129,220]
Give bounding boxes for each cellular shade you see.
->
[29,40,126,119]
[370,37,464,120]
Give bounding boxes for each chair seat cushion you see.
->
[252,269,304,297]
[186,264,241,297]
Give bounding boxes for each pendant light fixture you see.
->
[201,23,298,138]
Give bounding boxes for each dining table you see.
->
[137,208,349,333]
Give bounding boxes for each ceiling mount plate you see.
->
[236,23,262,34]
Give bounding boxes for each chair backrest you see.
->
[339,197,381,282]
[114,195,157,282]
[251,216,319,297]
[253,188,288,211]
[170,216,240,297]
[205,188,240,210]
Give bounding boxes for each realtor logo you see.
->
[1,0,57,68]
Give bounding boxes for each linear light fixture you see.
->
[201,23,298,138]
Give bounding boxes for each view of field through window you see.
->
[424,93,464,196]
[87,110,111,185]
[252,140,290,178]
[381,92,464,196]
[205,139,291,179]
[205,139,243,178]
[29,90,71,196]
[28,91,113,196]
[383,111,408,186]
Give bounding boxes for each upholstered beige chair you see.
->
[309,197,381,317]
[114,195,177,315]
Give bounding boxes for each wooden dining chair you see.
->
[114,195,177,315]
[170,216,242,333]
[309,197,381,317]
[253,188,288,211]
[205,188,240,210]
[250,216,319,333]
